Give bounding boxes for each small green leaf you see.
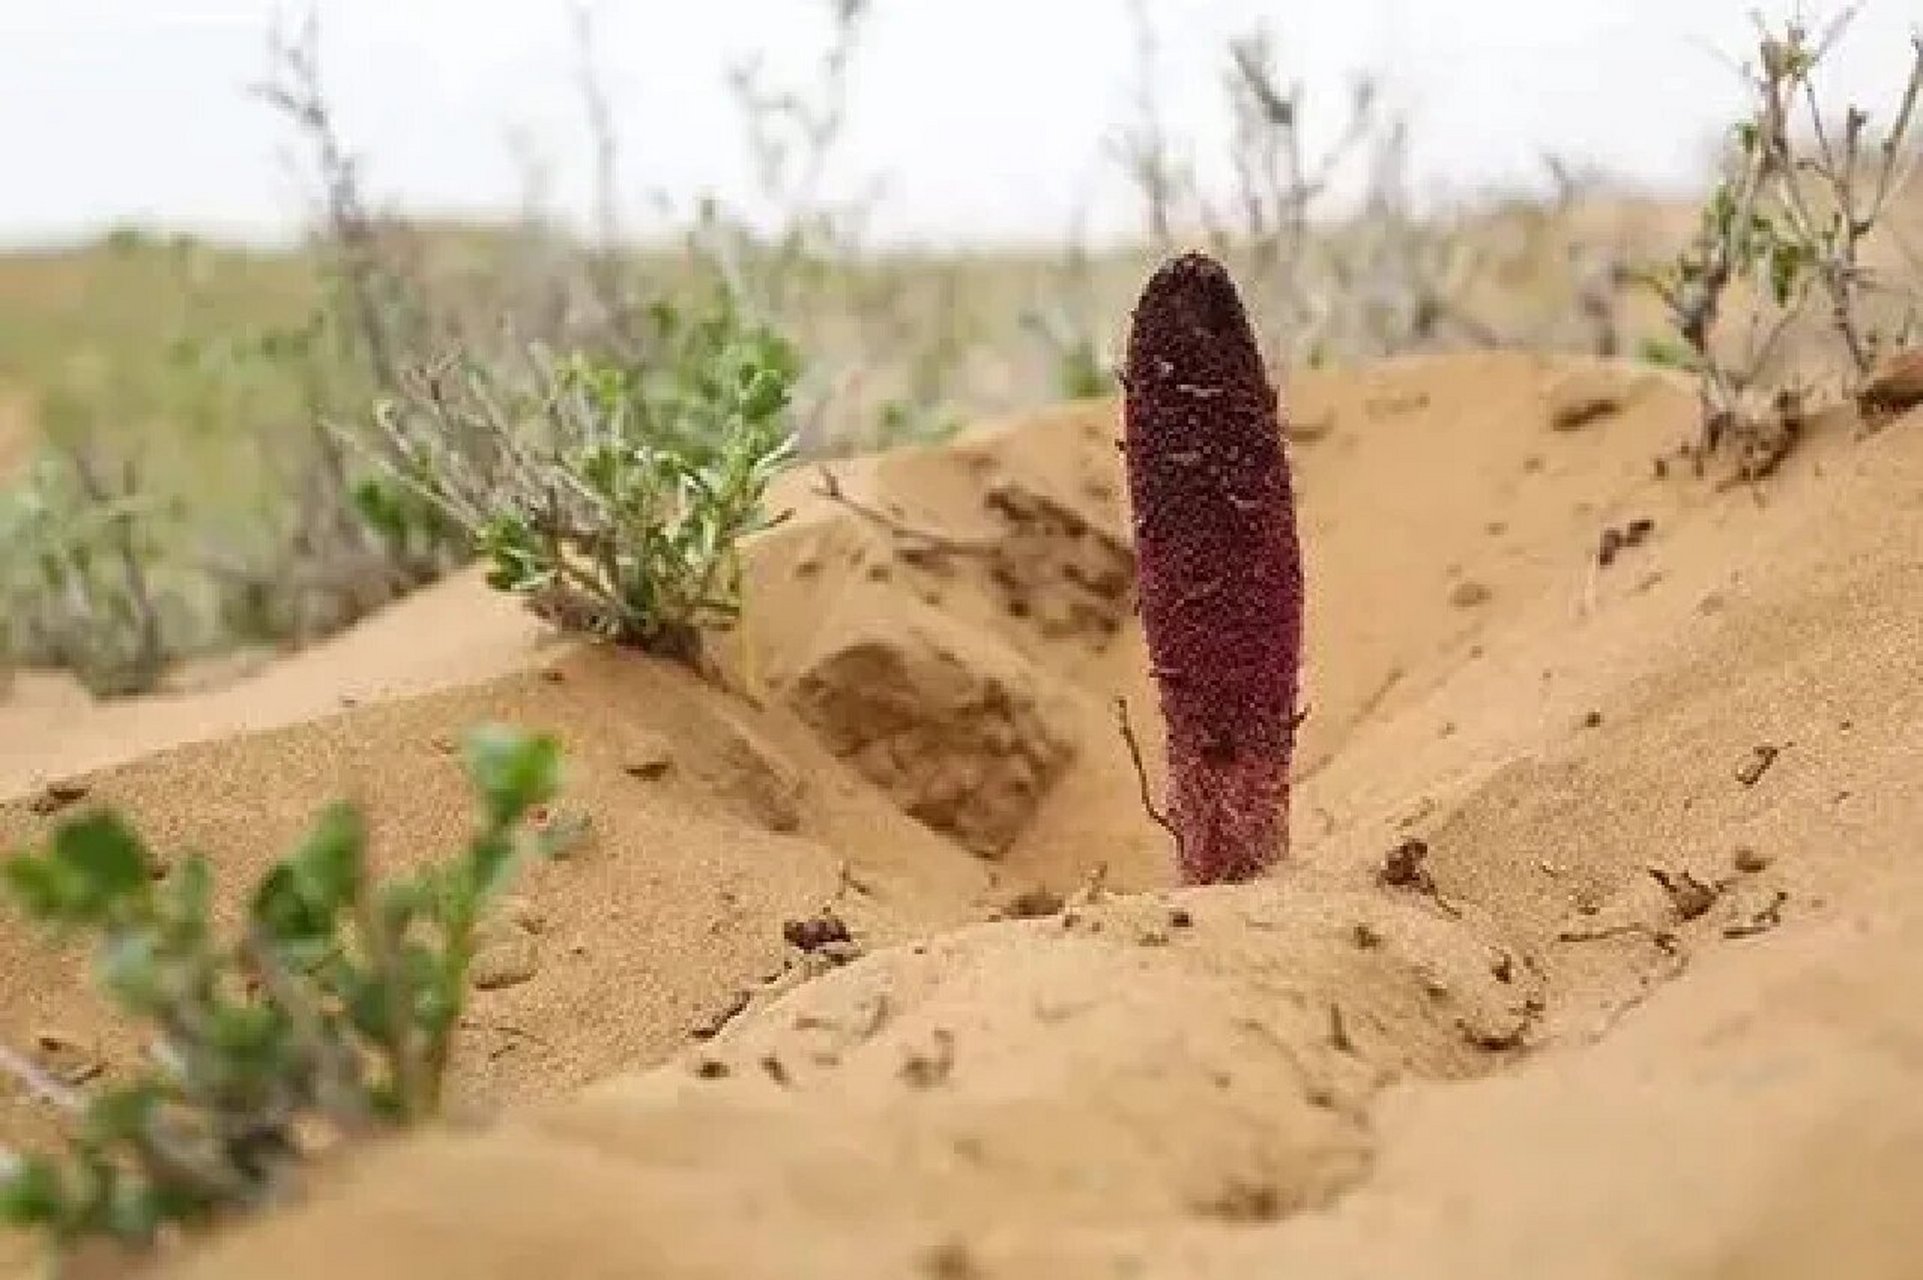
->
[96,930,164,1011]
[408,949,464,1045]
[58,814,153,901]
[464,832,519,906]
[206,1002,286,1065]
[462,727,560,828]
[250,864,332,959]
[6,814,155,923]
[351,478,406,540]
[376,875,432,933]
[739,367,791,423]
[3,855,69,922]
[158,855,214,944]
[250,804,365,966]
[340,965,399,1044]
[289,803,366,912]
[1638,336,1699,371]
[80,1085,161,1149]
[0,1155,68,1227]
[1768,240,1807,306]
[102,1181,164,1245]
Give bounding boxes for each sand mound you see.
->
[0,566,559,796]
[4,352,1921,1278]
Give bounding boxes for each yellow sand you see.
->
[3,351,1920,1278]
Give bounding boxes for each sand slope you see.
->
[0,565,562,795]
[3,352,1920,1278]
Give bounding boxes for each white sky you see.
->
[1,0,1917,248]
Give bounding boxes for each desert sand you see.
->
[4,350,1921,1278]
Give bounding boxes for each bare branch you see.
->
[1114,696,1176,839]
[810,467,999,556]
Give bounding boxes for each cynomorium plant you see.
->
[0,726,567,1261]
[1121,252,1305,884]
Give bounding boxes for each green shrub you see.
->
[0,725,568,1259]
[360,302,800,663]
[0,449,178,697]
[1636,20,1923,466]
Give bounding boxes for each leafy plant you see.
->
[0,725,567,1260]
[360,302,800,662]
[1637,15,1923,471]
[0,442,178,697]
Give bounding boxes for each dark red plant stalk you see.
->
[1121,252,1304,884]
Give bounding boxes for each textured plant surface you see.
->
[0,726,569,1264]
[1122,252,1303,884]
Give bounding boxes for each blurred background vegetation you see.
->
[1,2,1917,697]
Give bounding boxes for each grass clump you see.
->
[0,725,567,1263]
[359,302,800,663]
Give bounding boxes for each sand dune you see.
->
[0,566,560,798]
[3,352,1920,1278]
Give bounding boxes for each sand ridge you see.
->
[2,352,1920,1278]
[0,566,562,797]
